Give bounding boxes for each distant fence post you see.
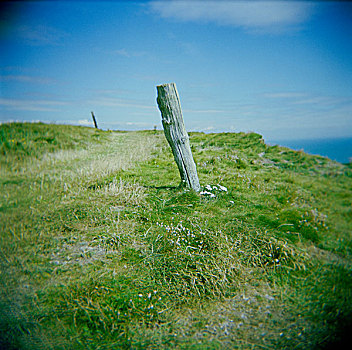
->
[91,111,99,129]
[156,83,200,192]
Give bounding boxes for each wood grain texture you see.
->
[156,83,200,192]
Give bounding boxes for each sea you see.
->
[268,137,352,164]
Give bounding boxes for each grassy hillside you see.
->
[1,122,351,349]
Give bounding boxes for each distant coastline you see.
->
[268,137,352,164]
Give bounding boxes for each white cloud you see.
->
[77,119,92,126]
[203,125,215,131]
[184,108,225,114]
[97,121,157,131]
[114,48,130,57]
[90,97,154,110]
[0,75,55,84]
[0,98,68,112]
[291,96,351,106]
[263,92,307,99]
[263,93,352,108]
[148,1,315,32]
[113,48,149,58]
[16,25,69,46]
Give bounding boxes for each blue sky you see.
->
[1,0,351,141]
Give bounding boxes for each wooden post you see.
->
[156,83,200,192]
[91,111,98,129]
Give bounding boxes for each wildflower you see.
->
[147,293,151,299]
[218,185,228,192]
[200,191,215,198]
[205,185,212,191]
[138,293,143,297]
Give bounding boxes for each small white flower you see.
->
[200,190,215,198]
[205,185,212,191]
[218,185,228,192]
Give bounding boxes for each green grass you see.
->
[1,122,351,349]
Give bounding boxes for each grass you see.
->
[1,122,351,349]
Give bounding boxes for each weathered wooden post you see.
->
[156,83,201,192]
[91,111,98,129]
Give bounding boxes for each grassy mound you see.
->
[1,123,351,349]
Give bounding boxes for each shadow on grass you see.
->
[144,185,179,190]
